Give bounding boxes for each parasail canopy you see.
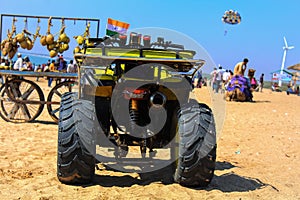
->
[222,10,241,25]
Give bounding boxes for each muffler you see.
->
[150,92,167,108]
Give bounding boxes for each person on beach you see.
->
[67,60,76,73]
[223,69,230,84]
[286,85,299,95]
[56,55,67,84]
[67,60,77,81]
[234,58,248,76]
[210,67,217,91]
[0,57,5,84]
[24,56,32,71]
[193,69,203,88]
[272,82,281,92]
[57,55,67,72]
[13,53,23,71]
[215,66,225,93]
[0,57,5,66]
[259,73,264,92]
[34,64,42,81]
[224,70,234,89]
[47,60,56,87]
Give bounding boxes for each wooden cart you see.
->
[0,70,77,123]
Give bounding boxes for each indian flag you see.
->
[106,18,130,36]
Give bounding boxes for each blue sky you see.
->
[1,0,300,79]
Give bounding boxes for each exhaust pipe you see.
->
[150,92,167,108]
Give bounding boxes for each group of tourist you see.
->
[1,54,78,72]
[209,58,264,94]
[209,66,233,93]
[41,55,78,87]
[0,53,78,87]
[0,57,10,68]
[286,84,300,96]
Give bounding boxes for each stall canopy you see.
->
[270,69,293,82]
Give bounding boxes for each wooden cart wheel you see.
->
[0,79,45,122]
[47,81,75,123]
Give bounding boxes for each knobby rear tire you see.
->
[174,99,217,187]
[57,92,96,184]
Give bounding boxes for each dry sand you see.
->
[0,78,299,200]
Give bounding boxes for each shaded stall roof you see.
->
[287,63,300,71]
[269,69,293,75]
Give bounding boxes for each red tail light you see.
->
[123,88,149,99]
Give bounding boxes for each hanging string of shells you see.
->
[73,21,92,54]
[40,17,70,58]
[1,18,17,59]
[0,15,99,59]
[18,18,37,51]
[0,17,41,59]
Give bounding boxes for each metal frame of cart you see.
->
[0,14,100,122]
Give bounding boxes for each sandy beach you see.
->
[0,78,299,200]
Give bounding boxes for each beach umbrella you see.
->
[287,63,300,71]
[222,10,241,35]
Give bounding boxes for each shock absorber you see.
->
[129,100,140,125]
[129,99,149,158]
[129,99,150,133]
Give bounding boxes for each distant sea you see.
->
[15,52,72,66]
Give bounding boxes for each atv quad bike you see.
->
[57,33,217,187]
